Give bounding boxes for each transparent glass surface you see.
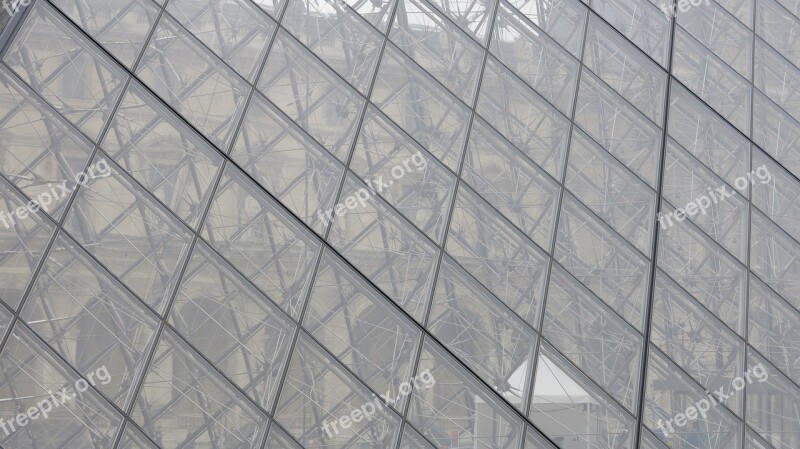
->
[408,337,525,449]
[529,342,636,449]
[137,14,250,150]
[3,2,128,141]
[282,0,383,93]
[429,255,537,410]
[2,0,800,447]
[446,184,549,326]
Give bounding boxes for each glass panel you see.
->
[166,0,275,81]
[773,0,800,19]
[462,117,560,249]
[661,139,749,262]
[755,37,800,124]
[371,44,471,170]
[529,342,636,449]
[677,0,753,78]
[265,424,303,449]
[584,15,667,124]
[282,0,383,93]
[745,352,800,449]
[752,90,800,180]
[102,80,225,229]
[566,128,656,254]
[0,176,56,310]
[756,0,800,69]
[428,255,537,410]
[477,56,570,179]
[350,107,456,243]
[303,248,421,413]
[408,337,525,449]
[446,184,549,327]
[591,0,672,66]
[672,27,751,134]
[21,232,159,409]
[118,422,161,449]
[555,193,650,330]
[390,0,485,104]
[63,154,194,314]
[258,30,364,161]
[643,347,742,449]
[131,329,269,449]
[751,149,800,242]
[231,92,344,234]
[0,306,16,358]
[399,424,436,449]
[750,209,800,310]
[336,0,398,32]
[0,60,94,221]
[544,265,643,412]
[137,15,250,150]
[667,81,751,189]
[490,2,579,115]
[425,0,497,44]
[3,2,128,141]
[650,272,746,416]
[748,275,800,384]
[251,0,288,20]
[657,200,747,334]
[640,426,670,449]
[525,425,559,449]
[745,428,775,449]
[327,173,438,322]
[717,0,753,26]
[50,0,159,68]
[201,164,322,319]
[505,0,588,57]
[575,68,661,187]
[0,323,123,449]
[169,241,296,411]
[274,333,402,448]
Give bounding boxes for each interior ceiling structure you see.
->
[0,0,798,447]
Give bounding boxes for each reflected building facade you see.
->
[0,0,798,448]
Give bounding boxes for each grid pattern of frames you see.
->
[0,0,798,448]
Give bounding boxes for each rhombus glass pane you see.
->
[2,0,800,448]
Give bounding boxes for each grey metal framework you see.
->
[0,0,798,448]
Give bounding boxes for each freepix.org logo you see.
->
[657,164,772,230]
[655,363,769,437]
[321,369,435,438]
[0,159,112,229]
[316,151,427,227]
[0,365,112,437]
[1,0,30,18]
[659,0,710,18]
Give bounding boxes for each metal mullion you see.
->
[0,0,559,447]
[0,175,55,269]
[526,0,599,429]
[111,13,289,444]
[399,1,554,447]
[4,1,793,449]
[0,63,133,374]
[632,2,678,445]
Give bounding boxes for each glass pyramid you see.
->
[0,0,798,447]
